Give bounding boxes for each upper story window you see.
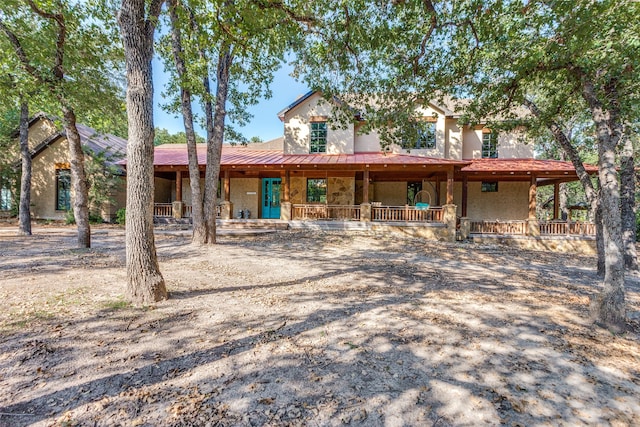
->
[310,121,327,153]
[416,122,436,149]
[482,132,498,158]
[401,120,436,150]
[56,168,71,211]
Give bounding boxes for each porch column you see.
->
[360,169,371,221]
[280,169,292,221]
[446,167,454,205]
[461,175,468,218]
[362,169,370,204]
[220,169,233,220]
[176,170,182,202]
[173,171,183,219]
[527,174,540,236]
[435,176,441,206]
[553,182,560,220]
[224,170,231,202]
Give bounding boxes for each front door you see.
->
[262,178,281,219]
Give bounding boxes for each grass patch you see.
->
[101,298,131,311]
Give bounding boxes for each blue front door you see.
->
[262,178,281,219]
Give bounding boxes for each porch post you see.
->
[446,167,454,205]
[553,182,560,220]
[461,174,468,218]
[527,174,540,236]
[173,171,183,219]
[220,169,233,220]
[360,168,371,221]
[435,176,441,206]
[280,169,292,221]
[176,170,182,202]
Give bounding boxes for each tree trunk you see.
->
[595,202,605,276]
[167,0,206,244]
[523,98,605,272]
[119,0,167,304]
[620,134,637,270]
[558,151,568,220]
[17,101,31,236]
[581,79,626,332]
[203,46,233,244]
[61,106,91,248]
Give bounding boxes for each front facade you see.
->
[151,91,597,244]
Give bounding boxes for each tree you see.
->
[296,0,639,332]
[160,0,313,244]
[0,0,126,248]
[118,0,167,303]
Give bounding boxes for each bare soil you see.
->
[0,224,639,427]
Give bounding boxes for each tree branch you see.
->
[25,0,66,80]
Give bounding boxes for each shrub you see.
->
[115,207,126,225]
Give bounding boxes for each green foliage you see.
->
[65,209,104,225]
[83,146,123,221]
[154,127,205,145]
[115,207,126,225]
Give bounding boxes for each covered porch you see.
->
[150,146,598,242]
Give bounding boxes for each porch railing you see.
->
[470,220,527,235]
[292,204,361,220]
[539,221,595,236]
[154,203,220,219]
[153,203,173,218]
[470,220,595,236]
[372,205,443,222]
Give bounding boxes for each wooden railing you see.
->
[372,205,443,222]
[470,220,527,235]
[292,204,361,220]
[182,204,192,218]
[153,203,173,218]
[539,221,595,236]
[470,220,596,236]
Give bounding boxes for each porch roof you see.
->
[151,144,469,168]
[461,158,598,174]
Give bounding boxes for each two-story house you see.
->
[152,91,595,242]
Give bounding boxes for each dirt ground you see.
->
[0,224,639,427]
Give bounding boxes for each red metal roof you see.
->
[461,158,598,174]
[147,144,597,175]
[151,144,470,166]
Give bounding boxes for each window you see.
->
[310,122,327,153]
[481,181,498,192]
[307,178,327,203]
[401,120,436,150]
[0,187,11,210]
[416,122,436,149]
[56,169,71,210]
[482,132,498,158]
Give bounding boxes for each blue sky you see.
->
[152,60,310,142]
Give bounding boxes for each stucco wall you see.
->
[30,138,69,220]
[465,181,529,220]
[230,178,259,218]
[28,118,59,151]
[283,93,355,155]
[373,182,407,206]
[445,120,463,160]
[354,129,381,152]
[462,127,533,159]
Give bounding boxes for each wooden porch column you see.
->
[461,175,468,217]
[446,167,454,205]
[282,169,290,202]
[176,171,182,202]
[529,175,537,219]
[362,169,370,204]
[553,182,560,220]
[435,176,441,206]
[224,169,231,202]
